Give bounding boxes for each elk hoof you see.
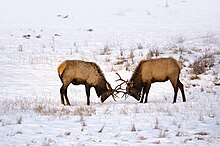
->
[66,103,71,106]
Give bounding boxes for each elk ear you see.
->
[106,83,111,90]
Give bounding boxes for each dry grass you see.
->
[120,105,128,115]
[131,123,137,132]
[147,48,160,59]
[0,97,95,120]
[98,124,105,133]
[136,43,144,49]
[195,132,209,135]
[16,116,22,124]
[152,140,161,144]
[154,118,159,129]
[114,58,127,65]
[73,106,96,116]
[190,74,200,80]
[42,138,57,146]
[158,129,167,138]
[100,45,111,55]
[129,50,135,60]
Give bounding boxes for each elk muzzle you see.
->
[100,91,113,103]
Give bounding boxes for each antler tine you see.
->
[114,81,124,91]
[115,72,127,83]
[112,94,117,101]
[112,89,127,99]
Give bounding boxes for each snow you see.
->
[0,0,220,145]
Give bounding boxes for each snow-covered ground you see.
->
[0,0,220,145]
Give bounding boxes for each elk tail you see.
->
[57,61,67,80]
[176,60,183,71]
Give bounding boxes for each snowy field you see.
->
[0,0,220,145]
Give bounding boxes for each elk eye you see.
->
[128,81,133,87]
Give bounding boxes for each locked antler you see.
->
[112,72,128,99]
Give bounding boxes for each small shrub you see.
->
[191,58,205,75]
[201,53,215,69]
[190,74,200,80]
[18,44,23,52]
[137,43,144,49]
[147,49,160,59]
[183,138,192,143]
[129,50,135,60]
[214,77,220,86]
[74,106,96,116]
[34,104,46,114]
[98,125,105,133]
[100,45,111,55]
[103,106,111,114]
[64,131,71,136]
[195,132,209,136]
[125,62,131,71]
[190,52,215,75]
[165,0,169,7]
[159,129,167,138]
[114,59,127,65]
[152,140,160,144]
[17,116,22,124]
[131,123,137,132]
[154,118,159,129]
[176,37,185,44]
[105,57,111,63]
[42,138,57,146]
[120,105,128,115]
[81,119,87,127]
[198,113,206,123]
[120,49,124,56]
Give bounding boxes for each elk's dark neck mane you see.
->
[131,61,144,81]
[90,62,105,79]
[130,61,145,88]
[89,62,108,96]
[95,81,108,97]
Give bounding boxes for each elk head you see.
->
[126,81,141,101]
[100,82,113,103]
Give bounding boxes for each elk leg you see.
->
[60,85,71,106]
[170,78,178,103]
[64,85,71,106]
[140,87,145,103]
[173,86,179,103]
[144,84,151,103]
[177,80,186,102]
[60,85,65,105]
[85,85,91,106]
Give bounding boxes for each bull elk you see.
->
[58,60,118,106]
[126,57,186,103]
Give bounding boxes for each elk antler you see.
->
[115,72,127,83]
[112,72,128,100]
